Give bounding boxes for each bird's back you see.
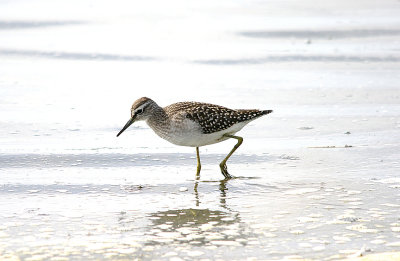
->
[164,102,272,135]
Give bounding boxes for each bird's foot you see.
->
[219,163,233,179]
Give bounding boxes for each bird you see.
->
[116,97,272,179]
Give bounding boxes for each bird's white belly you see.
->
[157,119,249,147]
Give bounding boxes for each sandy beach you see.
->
[1,0,400,260]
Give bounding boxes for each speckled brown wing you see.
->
[165,102,272,134]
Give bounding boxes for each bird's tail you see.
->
[236,109,273,121]
[262,110,273,115]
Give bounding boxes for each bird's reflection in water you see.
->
[194,178,229,208]
[143,179,250,246]
[150,208,238,229]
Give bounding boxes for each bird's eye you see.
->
[136,108,144,114]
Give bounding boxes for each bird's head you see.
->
[116,97,157,137]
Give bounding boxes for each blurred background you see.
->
[1,0,399,155]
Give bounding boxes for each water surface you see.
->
[1,0,400,260]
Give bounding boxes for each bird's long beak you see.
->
[116,116,135,137]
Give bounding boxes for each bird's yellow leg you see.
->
[196,147,201,177]
[219,134,243,179]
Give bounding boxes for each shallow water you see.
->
[1,0,400,260]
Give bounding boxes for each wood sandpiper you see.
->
[117,97,272,179]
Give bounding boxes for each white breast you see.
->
[149,118,250,147]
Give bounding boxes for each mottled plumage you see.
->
[117,97,273,179]
[175,102,272,134]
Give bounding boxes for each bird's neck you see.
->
[146,106,171,137]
